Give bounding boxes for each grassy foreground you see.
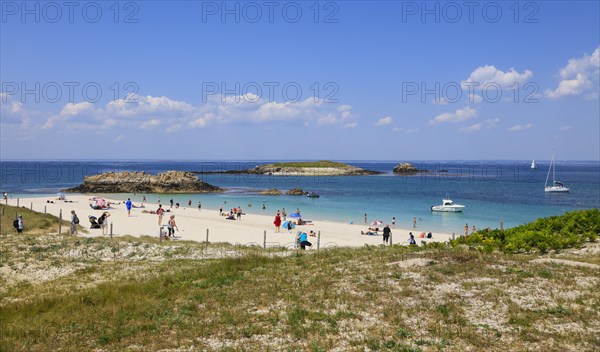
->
[1,206,599,351]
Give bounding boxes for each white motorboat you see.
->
[431,199,465,212]
[545,151,569,193]
[530,160,537,169]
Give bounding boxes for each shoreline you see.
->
[3,194,454,248]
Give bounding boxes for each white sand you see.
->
[4,195,453,248]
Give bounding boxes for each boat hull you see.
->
[431,206,465,212]
[545,186,570,193]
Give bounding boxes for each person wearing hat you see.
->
[16,215,24,233]
[383,224,391,245]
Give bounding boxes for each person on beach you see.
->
[383,225,391,244]
[70,210,79,235]
[98,212,110,235]
[126,198,132,216]
[188,199,192,207]
[287,221,293,233]
[364,213,367,224]
[464,223,469,236]
[408,232,416,245]
[16,215,24,233]
[142,195,146,203]
[472,225,476,234]
[392,217,396,228]
[299,231,312,250]
[170,199,174,208]
[427,232,433,239]
[157,196,161,203]
[167,215,178,238]
[198,202,202,211]
[282,208,287,221]
[237,207,242,220]
[296,208,300,215]
[413,216,417,228]
[157,205,165,226]
[274,213,282,232]
[219,205,223,215]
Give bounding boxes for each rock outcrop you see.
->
[261,188,282,195]
[392,163,428,175]
[286,187,306,196]
[65,171,222,193]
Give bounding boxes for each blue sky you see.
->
[1,1,599,160]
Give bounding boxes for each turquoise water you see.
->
[1,160,598,234]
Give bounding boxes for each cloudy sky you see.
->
[1,1,599,160]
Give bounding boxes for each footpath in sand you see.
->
[5,195,452,248]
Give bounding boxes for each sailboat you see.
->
[545,152,569,193]
[530,160,537,169]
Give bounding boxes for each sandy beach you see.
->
[4,195,453,248]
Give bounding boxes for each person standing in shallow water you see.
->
[413,216,417,228]
[126,198,132,216]
[170,199,174,208]
[464,223,469,236]
[364,213,367,224]
[392,217,396,228]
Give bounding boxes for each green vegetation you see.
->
[451,209,599,253]
[270,160,353,169]
[1,207,599,351]
[0,204,84,236]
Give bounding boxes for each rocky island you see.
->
[195,160,382,176]
[392,162,429,175]
[65,171,223,193]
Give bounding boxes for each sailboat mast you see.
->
[545,154,553,187]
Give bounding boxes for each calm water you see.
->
[1,160,598,234]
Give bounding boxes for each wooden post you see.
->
[110,222,113,238]
[390,231,393,246]
[44,206,46,214]
[159,226,162,243]
[30,202,33,210]
[263,230,267,249]
[17,198,19,207]
[59,209,62,235]
[500,220,504,231]
[205,228,209,252]
[317,231,321,251]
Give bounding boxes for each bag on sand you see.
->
[13,219,19,229]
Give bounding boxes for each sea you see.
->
[1,160,599,235]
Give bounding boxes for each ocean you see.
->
[1,160,598,234]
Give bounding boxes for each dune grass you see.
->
[1,205,599,351]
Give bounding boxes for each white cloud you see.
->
[140,119,161,129]
[375,116,393,127]
[460,118,499,133]
[343,122,358,129]
[559,125,573,131]
[460,123,481,133]
[430,107,477,125]
[114,134,126,142]
[546,47,600,98]
[393,127,419,134]
[462,65,533,89]
[545,73,591,98]
[507,123,533,132]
